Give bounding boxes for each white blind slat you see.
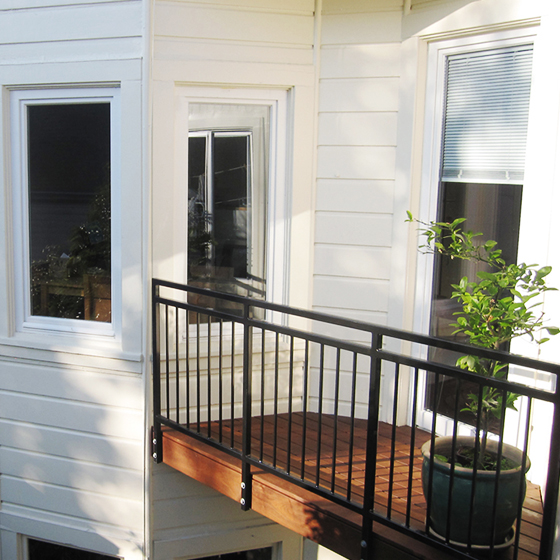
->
[441,45,533,183]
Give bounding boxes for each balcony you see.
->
[151,279,560,560]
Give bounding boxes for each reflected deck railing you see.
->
[151,279,560,560]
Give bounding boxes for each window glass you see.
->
[430,182,522,342]
[28,538,119,560]
[188,103,269,302]
[27,102,111,322]
[426,183,523,423]
[196,547,273,560]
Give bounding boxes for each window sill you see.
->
[0,332,143,372]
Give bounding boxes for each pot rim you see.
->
[421,435,531,475]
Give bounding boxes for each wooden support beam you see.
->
[161,429,461,560]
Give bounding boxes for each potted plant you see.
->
[407,212,559,548]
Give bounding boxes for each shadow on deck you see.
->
[160,413,543,560]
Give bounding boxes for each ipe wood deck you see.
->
[161,413,543,560]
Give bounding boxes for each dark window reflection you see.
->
[188,134,252,282]
[28,103,111,322]
[426,182,522,425]
[28,538,119,560]
[197,547,273,560]
[188,131,266,320]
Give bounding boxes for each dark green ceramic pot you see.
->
[421,436,530,547]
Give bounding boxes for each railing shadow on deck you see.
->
[151,279,560,560]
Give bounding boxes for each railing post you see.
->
[152,280,163,464]
[539,390,560,559]
[361,331,384,560]
[241,301,253,511]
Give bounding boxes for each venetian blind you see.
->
[441,44,533,184]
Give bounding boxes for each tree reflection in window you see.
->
[187,103,270,319]
[27,103,111,322]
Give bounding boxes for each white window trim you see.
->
[175,86,290,310]
[10,87,121,337]
[411,30,538,433]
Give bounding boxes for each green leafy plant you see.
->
[407,211,559,468]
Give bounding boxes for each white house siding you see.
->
[150,1,317,558]
[314,0,402,327]
[0,1,147,559]
[309,0,403,423]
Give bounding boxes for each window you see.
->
[417,42,534,423]
[11,88,119,334]
[195,547,273,560]
[27,538,120,560]
[188,103,269,301]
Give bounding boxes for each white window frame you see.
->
[412,30,539,433]
[175,86,290,315]
[10,87,121,336]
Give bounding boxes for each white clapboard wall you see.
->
[150,0,317,558]
[0,1,146,559]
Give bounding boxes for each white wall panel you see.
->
[318,112,398,146]
[319,78,400,112]
[155,37,314,66]
[316,179,394,213]
[1,0,128,8]
[2,477,143,530]
[322,0,403,13]
[0,1,143,46]
[0,38,143,66]
[155,2,313,45]
[0,419,142,469]
[157,0,314,13]
[321,44,401,78]
[321,11,402,45]
[0,360,142,408]
[0,448,142,500]
[313,276,389,312]
[0,391,143,440]
[314,245,391,279]
[317,146,396,180]
[315,213,393,247]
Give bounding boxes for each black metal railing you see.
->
[152,279,560,560]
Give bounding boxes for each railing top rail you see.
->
[380,349,559,403]
[153,278,560,381]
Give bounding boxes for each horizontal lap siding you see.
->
[153,0,315,82]
[151,1,316,556]
[314,6,402,322]
[0,0,143,66]
[312,2,403,423]
[0,359,145,550]
[0,2,145,558]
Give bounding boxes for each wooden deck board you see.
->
[161,412,543,560]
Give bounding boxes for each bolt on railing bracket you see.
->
[240,466,252,511]
[151,425,162,464]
